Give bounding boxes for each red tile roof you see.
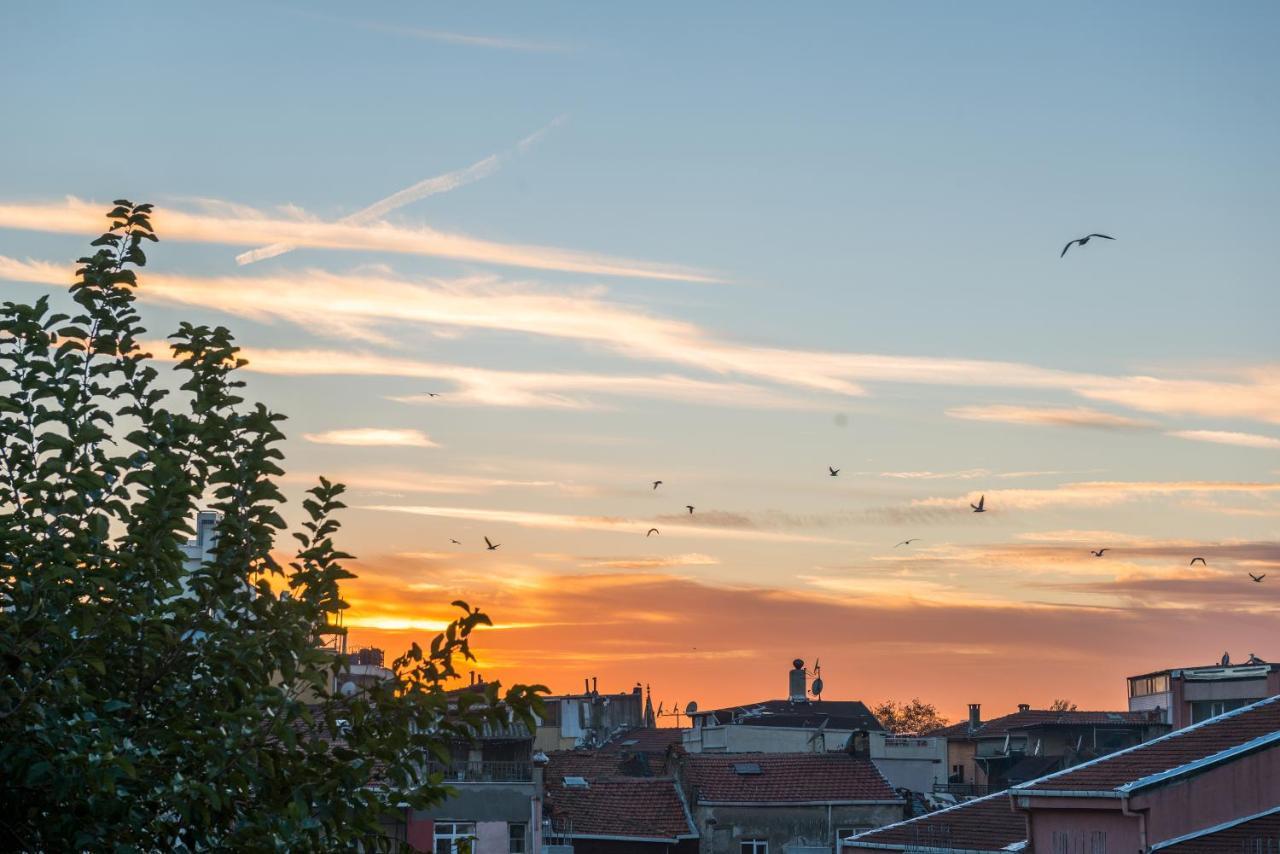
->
[545,777,696,839]
[1014,695,1280,794]
[843,792,1024,853]
[683,752,900,804]
[544,749,695,840]
[697,699,884,732]
[1153,805,1280,853]
[929,709,1161,739]
[602,726,686,756]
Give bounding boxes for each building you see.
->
[543,740,698,853]
[845,694,1280,854]
[681,751,904,852]
[841,791,1026,853]
[929,703,1168,795]
[405,680,544,853]
[1127,651,1279,728]
[180,509,220,570]
[535,681,654,752]
[1150,805,1280,853]
[1010,693,1280,852]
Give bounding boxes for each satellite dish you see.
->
[340,681,357,697]
[685,701,698,715]
[811,677,824,698]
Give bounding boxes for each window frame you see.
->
[741,840,769,854]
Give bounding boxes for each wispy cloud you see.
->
[878,469,991,480]
[302,428,438,448]
[946,404,1154,431]
[1168,429,1280,450]
[238,118,566,265]
[578,553,721,570]
[362,504,851,544]
[908,481,1280,513]
[5,254,1280,423]
[0,199,718,282]
[318,14,566,53]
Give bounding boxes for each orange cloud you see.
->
[946,404,1153,430]
[301,428,439,448]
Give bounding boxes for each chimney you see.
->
[592,676,598,694]
[968,703,981,734]
[789,659,808,703]
[584,678,590,695]
[1017,703,1030,713]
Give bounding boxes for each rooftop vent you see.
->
[563,776,589,789]
[733,762,763,775]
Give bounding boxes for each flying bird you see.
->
[1249,573,1266,583]
[686,505,695,514]
[646,528,660,537]
[970,495,986,513]
[450,539,461,545]
[652,480,663,490]
[895,539,919,547]
[484,536,500,551]
[1090,549,1109,557]
[1190,557,1206,566]
[1060,233,1115,257]
[829,467,840,477]
[426,392,441,398]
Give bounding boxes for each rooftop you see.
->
[683,751,899,805]
[842,790,1025,852]
[544,746,694,840]
[929,709,1163,740]
[696,699,884,732]
[1012,694,1280,795]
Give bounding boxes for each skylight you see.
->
[733,762,763,775]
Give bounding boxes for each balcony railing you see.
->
[932,782,995,798]
[429,760,533,783]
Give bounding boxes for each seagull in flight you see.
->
[1090,548,1109,557]
[829,467,840,477]
[970,495,986,513]
[686,505,695,514]
[1190,557,1206,566]
[484,536,500,551]
[1060,233,1115,257]
[1249,573,1266,583]
[450,539,461,545]
[426,392,441,397]
[646,528,660,537]
[652,480,663,490]
[895,539,919,548]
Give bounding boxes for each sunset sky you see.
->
[3,1,1278,722]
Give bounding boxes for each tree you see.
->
[873,698,951,734]
[1049,699,1078,712]
[0,201,545,851]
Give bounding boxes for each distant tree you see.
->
[0,202,545,851]
[873,698,951,734]
[1049,699,1078,712]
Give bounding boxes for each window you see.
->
[741,841,768,854]
[435,822,476,854]
[1128,674,1170,697]
[950,763,965,783]
[509,823,527,854]
[1191,698,1252,723]
[837,827,871,844]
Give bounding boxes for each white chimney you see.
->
[789,659,807,703]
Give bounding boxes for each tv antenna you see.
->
[656,700,698,728]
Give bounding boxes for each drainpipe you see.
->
[1121,796,1148,852]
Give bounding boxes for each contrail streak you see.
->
[236,117,566,265]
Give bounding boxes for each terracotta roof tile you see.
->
[684,752,899,804]
[545,777,695,839]
[843,792,1024,852]
[602,726,686,756]
[544,749,694,839]
[1016,695,1280,794]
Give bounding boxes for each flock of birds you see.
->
[429,232,1261,586]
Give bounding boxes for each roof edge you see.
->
[698,798,904,807]
[1150,804,1280,851]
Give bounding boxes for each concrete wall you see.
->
[1024,807,1138,854]
[413,781,537,821]
[869,734,946,792]
[475,821,509,854]
[695,804,902,854]
[945,739,980,786]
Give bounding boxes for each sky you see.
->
[2,1,1279,723]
